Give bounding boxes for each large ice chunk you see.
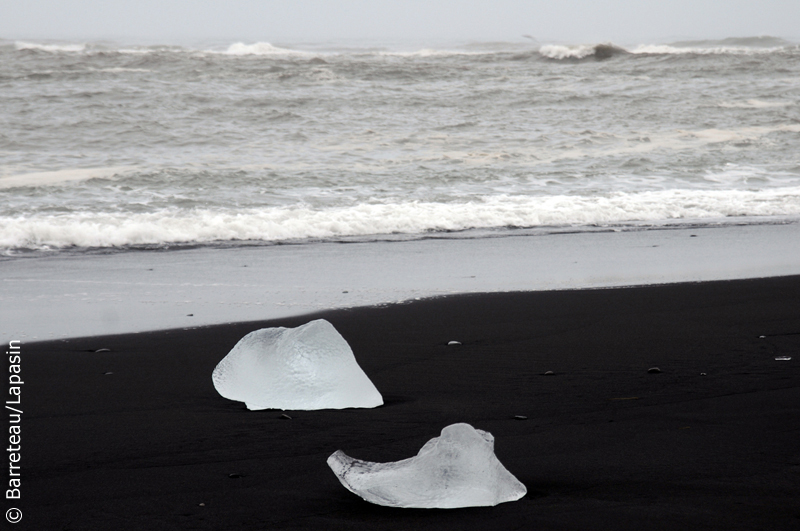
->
[327,423,526,508]
[212,319,383,410]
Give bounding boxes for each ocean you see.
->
[1,36,799,257]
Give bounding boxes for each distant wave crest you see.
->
[222,42,311,56]
[14,41,86,53]
[8,36,795,61]
[539,36,796,60]
[538,43,628,60]
[668,36,794,49]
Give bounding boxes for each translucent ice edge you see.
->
[327,423,527,508]
[212,319,383,410]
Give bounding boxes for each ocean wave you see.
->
[3,188,800,250]
[14,41,86,53]
[668,36,794,49]
[0,167,134,189]
[10,37,795,62]
[10,41,192,57]
[220,42,313,56]
[376,48,492,58]
[539,37,796,60]
[631,44,789,55]
[538,43,629,60]
[718,99,794,109]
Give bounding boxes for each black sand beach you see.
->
[12,276,800,530]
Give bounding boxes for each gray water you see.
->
[2,36,799,255]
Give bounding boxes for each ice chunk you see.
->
[327,423,526,508]
[212,319,383,410]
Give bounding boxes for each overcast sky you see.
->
[2,0,798,46]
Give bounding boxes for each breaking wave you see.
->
[538,43,629,60]
[9,36,795,62]
[3,188,800,251]
[14,41,87,53]
[221,42,313,56]
[539,37,797,60]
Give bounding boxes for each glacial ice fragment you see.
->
[212,319,383,410]
[327,423,526,508]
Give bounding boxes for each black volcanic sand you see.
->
[13,276,800,530]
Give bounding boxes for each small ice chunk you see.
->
[212,319,383,410]
[327,423,526,508]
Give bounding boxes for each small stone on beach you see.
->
[513,415,527,420]
[280,413,293,420]
[448,341,461,346]
[647,367,661,374]
[95,348,111,353]
[544,371,555,375]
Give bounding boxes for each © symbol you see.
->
[6,507,22,523]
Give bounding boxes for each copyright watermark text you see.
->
[5,340,22,524]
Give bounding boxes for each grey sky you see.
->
[2,0,798,45]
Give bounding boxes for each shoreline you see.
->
[4,221,800,342]
[15,275,800,530]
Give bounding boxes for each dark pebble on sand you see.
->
[228,473,243,479]
[513,415,528,420]
[648,367,662,374]
[95,348,111,352]
[544,370,555,375]
[280,413,292,420]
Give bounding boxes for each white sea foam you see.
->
[15,41,86,53]
[221,42,312,56]
[538,44,599,60]
[539,42,792,60]
[718,99,794,109]
[0,167,134,190]
[631,44,787,55]
[3,188,800,250]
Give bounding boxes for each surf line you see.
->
[6,340,22,502]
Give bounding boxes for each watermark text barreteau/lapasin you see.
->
[6,340,22,524]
